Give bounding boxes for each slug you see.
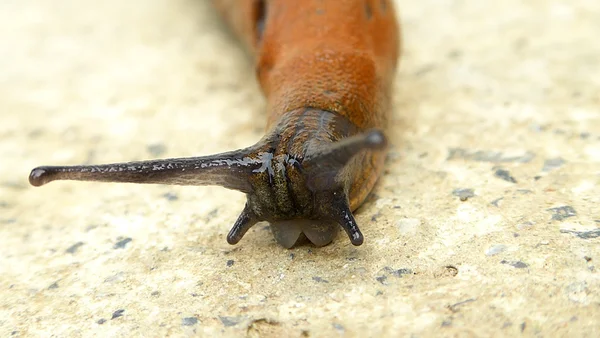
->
[28,0,401,248]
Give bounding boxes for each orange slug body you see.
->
[29,0,401,248]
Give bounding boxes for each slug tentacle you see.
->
[29,109,387,247]
[321,189,364,246]
[29,148,262,193]
[226,203,259,244]
[304,129,387,165]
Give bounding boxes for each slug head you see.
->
[29,108,387,248]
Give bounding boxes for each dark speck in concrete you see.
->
[414,64,436,76]
[491,197,503,207]
[85,224,99,232]
[520,322,526,332]
[48,281,59,289]
[206,208,219,221]
[447,148,535,163]
[371,211,382,222]
[151,291,160,296]
[584,256,592,262]
[162,192,178,201]
[453,188,474,201]
[448,49,462,59]
[560,229,600,239]
[542,157,565,172]
[377,267,413,284]
[114,237,132,249]
[501,260,528,269]
[387,267,413,277]
[548,206,577,221]
[219,316,241,327]
[226,260,234,267]
[147,143,167,156]
[333,323,345,332]
[111,309,125,320]
[104,272,125,283]
[443,265,459,277]
[66,241,84,254]
[182,317,198,326]
[579,132,590,140]
[97,318,106,325]
[448,298,476,312]
[514,37,529,50]
[312,276,329,283]
[534,175,542,181]
[494,168,517,183]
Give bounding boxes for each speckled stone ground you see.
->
[1,0,599,337]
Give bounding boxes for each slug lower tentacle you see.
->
[30,0,401,248]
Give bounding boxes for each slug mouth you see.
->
[28,109,387,248]
[269,220,338,249]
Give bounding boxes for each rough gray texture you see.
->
[1,0,599,336]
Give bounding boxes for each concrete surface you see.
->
[1,0,599,336]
